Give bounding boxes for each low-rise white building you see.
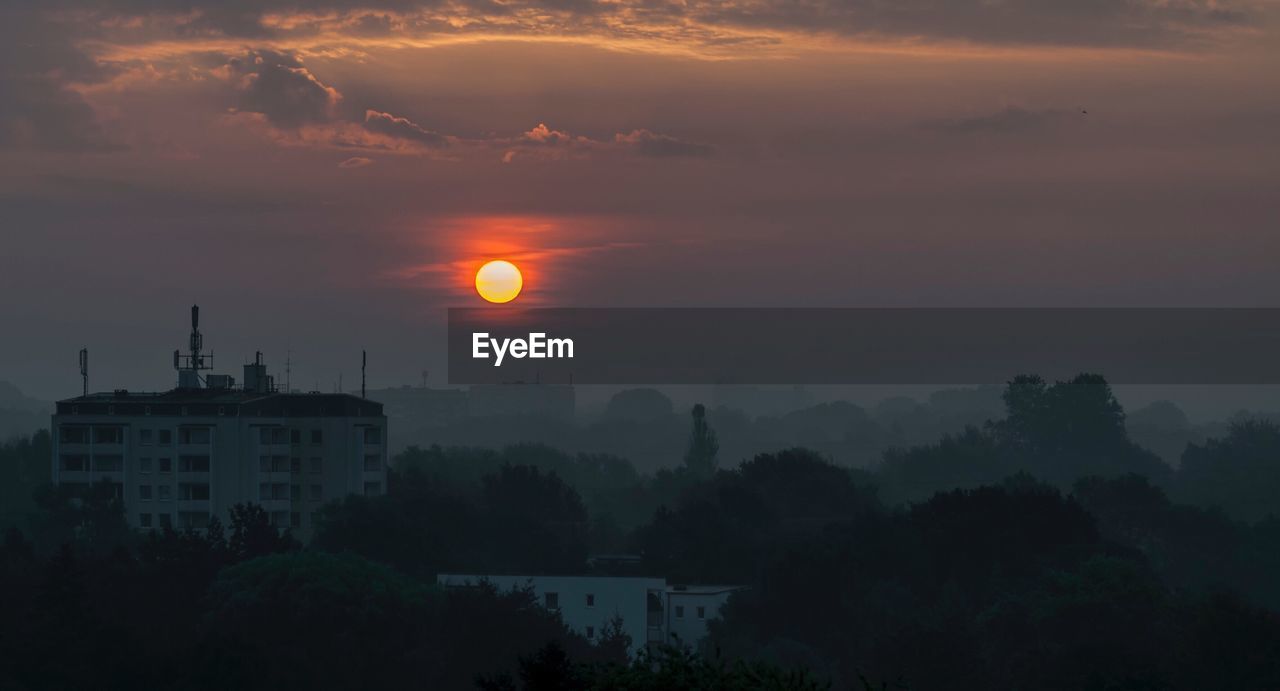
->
[437,573,746,653]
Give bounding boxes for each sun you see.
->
[474,260,524,303]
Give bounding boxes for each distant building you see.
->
[51,306,387,538]
[437,574,745,653]
[468,383,575,421]
[364,385,468,433]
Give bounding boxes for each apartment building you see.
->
[51,307,387,538]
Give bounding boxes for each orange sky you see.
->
[1,1,1278,395]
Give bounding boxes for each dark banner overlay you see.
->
[448,308,1280,385]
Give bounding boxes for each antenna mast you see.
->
[361,350,367,399]
[175,304,212,388]
[79,348,88,397]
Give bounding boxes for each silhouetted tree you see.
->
[1177,419,1280,523]
[227,503,297,562]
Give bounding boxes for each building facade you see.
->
[437,574,745,653]
[50,307,387,538]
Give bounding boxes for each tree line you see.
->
[0,373,1279,689]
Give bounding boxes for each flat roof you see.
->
[55,389,384,418]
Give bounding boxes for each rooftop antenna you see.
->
[361,350,367,399]
[285,349,292,393]
[175,304,212,388]
[79,348,88,397]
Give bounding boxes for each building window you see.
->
[586,626,595,639]
[139,513,153,529]
[138,457,152,474]
[259,483,288,501]
[158,457,172,473]
[157,485,172,501]
[290,485,301,502]
[158,429,172,446]
[363,427,381,445]
[675,606,684,619]
[260,455,288,473]
[697,606,706,620]
[178,428,210,445]
[92,455,123,473]
[310,484,323,501]
[138,485,152,501]
[178,483,210,501]
[270,511,289,528]
[290,457,302,474]
[179,455,210,473]
[544,592,559,610]
[59,426,89,444]
[93,426,123,444]
[363,482,381,496]
[363,454,381,472]
[290,429,301,444]
[259,428,288,445]
[586,594,595,607]
[158,513,172,530]
[290,512,301,529]
[139,429,154,446]
[309,458,322,474]
[59,454,89,472]
[310,429,323,444]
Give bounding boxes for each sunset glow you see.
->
[2,0,1278,393]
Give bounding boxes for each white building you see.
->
[51,307,387,538]
[437,574,746,653]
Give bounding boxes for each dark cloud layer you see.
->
[0,8,119,152]
[19,0,1258,48]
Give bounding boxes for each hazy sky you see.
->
[2,1,1278,400]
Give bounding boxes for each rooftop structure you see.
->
[51,306,388,538]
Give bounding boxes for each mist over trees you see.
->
[2,372,1280,688]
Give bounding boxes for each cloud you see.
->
[338,156,374,168]
[0,8,120,152]
[362,110,450,148]
[923,106,1076,134]
[25,0,1258,51]
[222,50,341,128]
[499,123,713,161]
[614,129,713,157]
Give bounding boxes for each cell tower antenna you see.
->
[79,348,88,397]
[175,304,213,388]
